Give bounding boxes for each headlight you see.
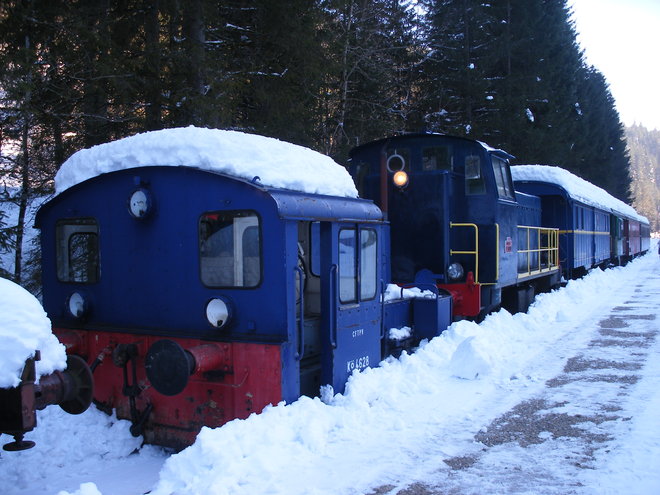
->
[128,188,153,219]
[447,262,464,281]
[67,292,87,318]
[206,298,232,328]
[392,170,409,188]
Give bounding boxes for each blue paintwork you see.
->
[513,179,611,277]
[36,165,391,400]
[349,133,533,313]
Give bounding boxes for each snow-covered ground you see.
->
[1,244,658,495]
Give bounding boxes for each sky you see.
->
[569,0,660,130]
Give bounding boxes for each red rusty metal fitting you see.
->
[56,330,83,354]
[188,344,225,375]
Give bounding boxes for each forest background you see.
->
[1,0,659,289]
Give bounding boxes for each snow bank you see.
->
[55,127,358,198]
[2,248,657,495]
[0,277,66,387]
[146,255,654,495]
[512,164,647,222]
[1,406,164,495]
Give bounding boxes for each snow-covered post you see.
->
[0,278,93,451]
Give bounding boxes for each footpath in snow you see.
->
[0,248,658,495]
[387,253,660,495]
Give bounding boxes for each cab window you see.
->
[360,229,377,300]
[492,156,515,200]
[339,229,357,303]
[56,219,99,283]
[465,155,486,195]
[199,211,261,288]
[422,146,453,171]
[339,227,378,304]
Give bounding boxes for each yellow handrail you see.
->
[517,225,559,279]
[450,222,479,283]
[449,222,479,284]
[449,222,501,285]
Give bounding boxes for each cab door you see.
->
[320,222,383,394]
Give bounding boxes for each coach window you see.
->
[492,156,515,200]
[56,219,99,283]
[465,155,486,195]
[199,211,261,288]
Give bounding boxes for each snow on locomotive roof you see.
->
[55,127,359,198]
[0,278,66,388]
[511,164,647,223]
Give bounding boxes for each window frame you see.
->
[56,218,100,284]
[465,155,486,195]
[338,226,378,305]
[199,210,263,289]
[491,156,516,201]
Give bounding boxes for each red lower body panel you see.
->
[438,276,481,317]
[54,328,282,450]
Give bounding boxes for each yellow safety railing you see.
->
[517,225,559,279]
[449,223,499,285]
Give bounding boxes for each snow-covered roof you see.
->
[0,277,66,387]
[511,165,647,223]
[55,127,359,198]
[477,140,514,159]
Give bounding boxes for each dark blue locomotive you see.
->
[349,134,563,316]
[1,128,649,450]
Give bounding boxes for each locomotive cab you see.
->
[35,129,388,449]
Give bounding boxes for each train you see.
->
[1,128,649,451]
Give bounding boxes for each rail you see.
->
[449,222,499,285]
[517,225,559,279]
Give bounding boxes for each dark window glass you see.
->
[339,229,357,303]
[199,211,261,288]
[465,155,486,195]
[56,219,99,283]
[492,157,515,200]
[360,229,377,300]
[422,146,452,171]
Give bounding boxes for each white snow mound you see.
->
[0,277,66,387]
[55,127,358,198]
[512,164,646,222]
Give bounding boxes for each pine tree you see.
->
[317,0,422,159]
[571,66,631,202]
[627,124,660,231]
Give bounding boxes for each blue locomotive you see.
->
[1,128,649,450]
[348,134,563,316]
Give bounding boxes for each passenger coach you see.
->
[512,165,650,278]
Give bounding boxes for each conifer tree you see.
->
[317,0,421,159]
